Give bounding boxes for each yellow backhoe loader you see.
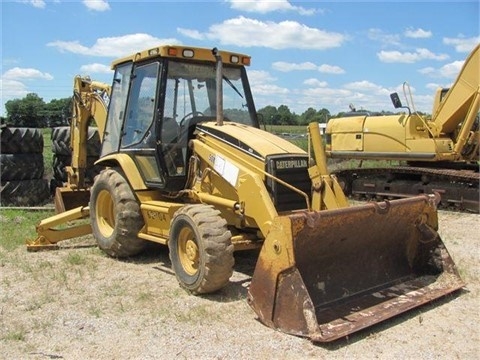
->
[27,45,464,342]
[326,44,479,212]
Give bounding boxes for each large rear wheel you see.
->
[169,204,234,294]
[90,168,146,257]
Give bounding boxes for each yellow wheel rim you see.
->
[96,189,115,238]
[178,226,199,276]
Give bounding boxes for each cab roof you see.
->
[111,45,251,69]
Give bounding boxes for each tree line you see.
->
[1,92,405,128]
[2,93,71,128]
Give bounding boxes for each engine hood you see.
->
[196,121,306,159]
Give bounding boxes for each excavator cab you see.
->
[100,52,259,193]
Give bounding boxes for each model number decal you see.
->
[146,210,166,221]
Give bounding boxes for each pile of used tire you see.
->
[50,126,102,191]
[1,127,51,206]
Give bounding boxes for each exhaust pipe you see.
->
[212,47,224,126]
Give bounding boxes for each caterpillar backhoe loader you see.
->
[27,45,464,342]
[326,44,479,212]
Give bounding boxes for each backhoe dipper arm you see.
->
[68,76,111,189]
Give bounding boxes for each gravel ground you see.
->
[0,210,479,359]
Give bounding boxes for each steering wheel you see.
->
[179,111,204,128]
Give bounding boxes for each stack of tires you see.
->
[1,127,50,206]
[50,126,102,191]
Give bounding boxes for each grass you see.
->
[0,208,55,251]
[3,329,26,342]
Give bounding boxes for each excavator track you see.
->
[334,166,479,213]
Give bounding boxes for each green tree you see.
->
[317,108,331,123]
[299,107,317,125]
[45,98,72,127]
[5,93,46,127]
[277,105,295,125]
[258,105,279,125]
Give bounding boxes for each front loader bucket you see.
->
[247,195,464,343]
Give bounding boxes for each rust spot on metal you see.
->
[248,196,465,342]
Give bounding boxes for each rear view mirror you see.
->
[390,92,403,108]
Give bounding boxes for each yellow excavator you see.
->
[27,45,464,343]
[326,44,479,212]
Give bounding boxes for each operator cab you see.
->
[100,46,258,192]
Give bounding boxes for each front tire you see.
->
[90,168,146,257]
[169,204,234,294]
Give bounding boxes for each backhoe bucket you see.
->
[54,186,90,213]
[248,195,464,342]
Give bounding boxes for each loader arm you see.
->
[307,122,349,210]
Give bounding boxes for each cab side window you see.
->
[121,63,159,148]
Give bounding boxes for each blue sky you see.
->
[1,0,479,117]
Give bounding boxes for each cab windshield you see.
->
[162,60,256,131]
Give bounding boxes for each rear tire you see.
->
[51,126,101,156]
[169,204,234,294]
[1,179,50,206]
[1,127,43,154]
[90,168,146,257]
[0,153,44,181]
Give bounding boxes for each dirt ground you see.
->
[1,209,479,360]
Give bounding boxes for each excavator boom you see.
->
[325,44,480,212]
[432,43,479,137]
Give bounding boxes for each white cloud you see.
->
[303,87,351,97]
[419,67,435,76]
[181,16,345,50]
[176,28,204,40]
[1,68,53,110]
[0,79,30,98]
[19,0,46,9]
[247,70,288,108]
[252,83,289,96]
[318,64,344,74]
[426,82,442,91]
[443,36,480,52]
[368,28,402,47]
[272,61,317,72]
[271,61,344,74]
[303,78,328,87]
[419,60,465,79]
[378,48,449,63]
[47,34,180,58]
[404,28,432,39]
[343,81,390,96]
[3,67,53,80]
[227,0,317,15]
[438,60,464,78]
[80,63,112,74]
[82,0,110,12]
[247,70,277,85]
